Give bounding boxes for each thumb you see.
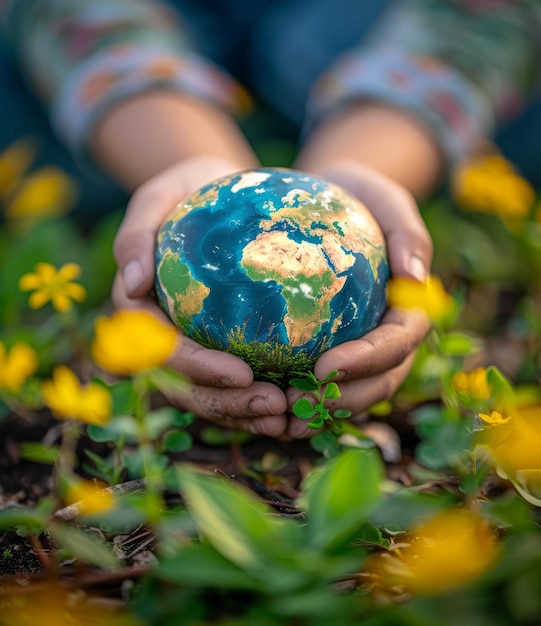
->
[113,176,182,299]
[114,224,158,299]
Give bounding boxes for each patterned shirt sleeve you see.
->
[1,0,250,156]
[306,0,541,168]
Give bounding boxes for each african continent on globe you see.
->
[155,167,389,386]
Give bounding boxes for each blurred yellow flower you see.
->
[480,404,541,474]
[65,479,115,516]
[41,365,112,424]
[0,341,38,394]
[5,165,77,221]
[19,261,87,312]
[365,509,497,597]
[479,404,541,505]
[386,275,453,321]
[452,153,535,220]
[0,581,137,626]
[91,309,177,376]
[452,367,491,400]
[0,138,35,196]
[478,410,512,425]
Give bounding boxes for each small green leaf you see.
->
[143,406,178,439]
[289,377,318,391]
[486,365,515,403]
[324,382,341,399]
[310,431,341,457]
[163,430,193,452]
[49,522,119,570]
[88,415,139,443]
[19,442,59,464]
[356,524,391,548]
[0,506,49,532]
[292,398,317,420]
[308,416,324,429]
[439,332,483,356]
[334,409,352,419]
[368,400,393,417]
[109,380,137,416]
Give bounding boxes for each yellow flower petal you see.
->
[365,509,498,596]
[478,410,512,425]
[387,275,453,321]
[91,309,177,376]
[65,282,87,302]
[452,367,491,400]
[0,138,35,195]
[52,293,73,312]
[65,480,115,516]
[5,166,77,221]
[41,365,111,424]
[78,383,112,425]
[58,262,82,281]
[28,289,51,309]
[35,262,57,281]
[0,341,38,393]
[18,272,42,291]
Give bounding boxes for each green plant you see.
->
[289,370,352,430]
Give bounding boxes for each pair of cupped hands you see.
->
[112,156,432,439]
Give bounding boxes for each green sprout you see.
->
[289,370,352,430]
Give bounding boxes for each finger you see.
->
[320,160,433,279]
[314,307,430,381]
[113,171,187,299]
[165,381,289,437]
[287,352,416,426]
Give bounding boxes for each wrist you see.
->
[90,91,259,191]
[295,101,444,199]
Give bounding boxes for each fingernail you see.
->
[334,370,350,382]
[248,396,276,416]
[407,255,428,282]
[123,260,144,296]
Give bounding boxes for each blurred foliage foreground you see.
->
[1,139,541,626]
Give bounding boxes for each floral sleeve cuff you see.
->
[306,46,494,168]
[51,45,250,157]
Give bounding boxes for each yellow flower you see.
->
[5,165,77,221]
[91,309,177,376]
[478,410,512,425]
[65,479,115,516]
[452,153,535,220]
[0,138,35,196]
[366,509,497,597]
[19,261,87,312]
[481,404,541,475]
[41,365,112,424]
[478,404,541,506]
[386,275,453,321]
[0,341,38,394]
[0,582,138,626]
[452,367,491,400]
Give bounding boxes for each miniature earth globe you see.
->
[155,167,389,386]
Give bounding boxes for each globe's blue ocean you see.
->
[155,168,389,382]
